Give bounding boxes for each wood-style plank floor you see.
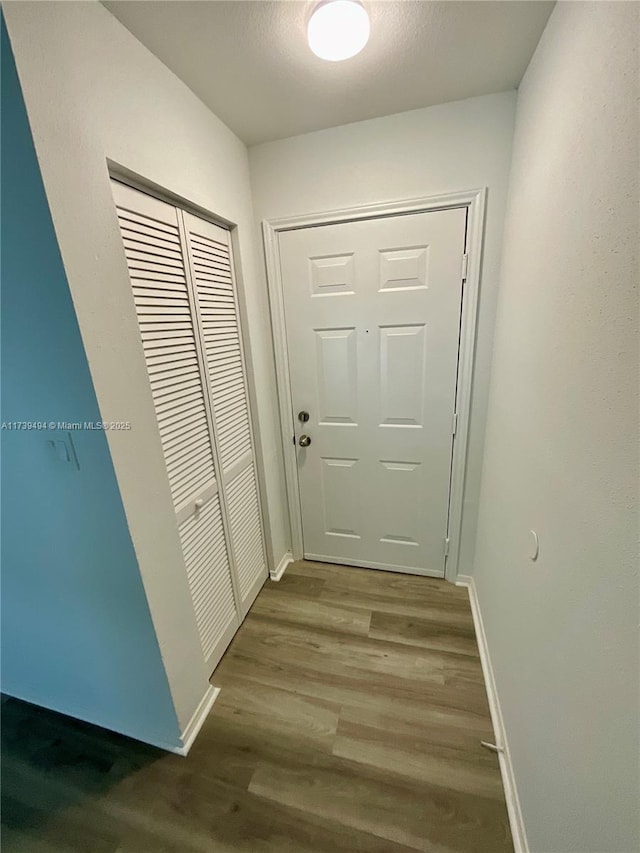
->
[1,561,513,852]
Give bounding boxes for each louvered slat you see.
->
[112,179,240,673]
[225,464,266,599]
[177,495,238,660]
[124,229,216,510]
[183,211,266,604]
[189,225,254,473]
[113,180,266,667]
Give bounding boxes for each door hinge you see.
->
[444,537,450,557]
[461,253,469,281]
[452,412,458,436]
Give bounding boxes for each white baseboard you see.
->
[1,685,220,758]
[270,550,293,582]
[170,685,220,757]
[456,576,529,853]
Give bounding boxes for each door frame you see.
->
[262,188,486,583]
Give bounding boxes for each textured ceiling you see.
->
[104,1,554,146]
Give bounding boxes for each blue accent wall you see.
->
[0,18,179,746]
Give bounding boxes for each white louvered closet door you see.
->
[182,211,268,612]
[111,180,240,674]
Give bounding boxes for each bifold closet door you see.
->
[111,180,239,673]
[182,211,267,611]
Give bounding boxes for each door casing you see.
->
[262,188,487,583]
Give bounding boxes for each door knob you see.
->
[298,434,312,447]
[194,499,204,510]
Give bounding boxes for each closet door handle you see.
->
[194,499,204,511]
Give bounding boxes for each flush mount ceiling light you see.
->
[307,0,370,62]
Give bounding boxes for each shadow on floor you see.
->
[1,696,163,850]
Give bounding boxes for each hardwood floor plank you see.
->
[142,770,417,853]
[192,697,496,809]
[1,824,90,853]
[332,733,505,800]
[0,794,118,853]
[368,610,480,657]
[262,574,326,599]
[337,702,495,755]
[1,754,172,853]
[319,586,476,627]
[2,561,512,852]
[207,680,341,751]
[249,761,512,853]
[232,616,445,687]
[290,561,470,606]
[212,649,488,722]
[250,592,372,637]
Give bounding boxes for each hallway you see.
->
[1,563,511,852]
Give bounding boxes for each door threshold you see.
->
[303,553,445,579]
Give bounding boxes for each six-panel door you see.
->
[279,208,467,576]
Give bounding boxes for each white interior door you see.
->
[112,180,239,672]
[279,208,467,577]
[181,211,268,613]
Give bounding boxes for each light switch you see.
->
[47,431,80,470]
[49,439,70,463]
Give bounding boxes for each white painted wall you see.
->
[472,4,639,851]
[2,1,287,741]
[249,92,517,575]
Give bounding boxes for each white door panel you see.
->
[279,208,466,576]
[182,211,268,609]
[112,181,239,672]
[112,179,267,676]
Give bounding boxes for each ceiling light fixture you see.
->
[307,0,370,62]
